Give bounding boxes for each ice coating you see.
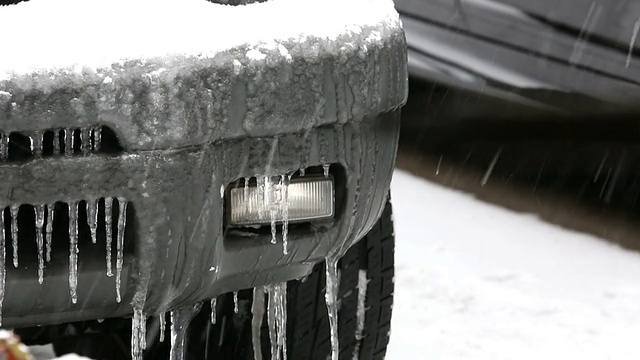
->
[251,287,265,360]
[170,303,202,360]
[104,197,113,277]
[45,203,54,262]
[68,201,79,304]
[86,199,98,244]
[34,204,45,284]
[116,199,128,303]
[131,306,146,360]
[0,208,5,326]
[0,0,406,153]
[9,205,18,268]
[325,257,340,360]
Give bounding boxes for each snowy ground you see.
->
[386,169,640,360]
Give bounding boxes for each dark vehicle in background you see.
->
[394,0,640,219]
[0,0,407,359]
[396,0,640,116]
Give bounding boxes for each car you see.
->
[0,0,407,359]
[394,0,640,214]
[395,0,640,117]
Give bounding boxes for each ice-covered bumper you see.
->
[0,111,401,327]
[0,8,407,328]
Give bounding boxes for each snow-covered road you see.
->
[387,169,640,360]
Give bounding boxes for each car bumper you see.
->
[0,3,407,327]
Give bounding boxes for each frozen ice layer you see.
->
[0,0,408,151]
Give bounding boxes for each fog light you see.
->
[228,176,334,226]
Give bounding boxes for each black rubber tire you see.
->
[284,200,395,360]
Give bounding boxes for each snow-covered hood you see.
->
[0,0,408,151]
[0,0,401,79]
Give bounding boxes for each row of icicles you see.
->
[0,197,129,325]
[131,259,349,360]
[131,165,340,360]
[0,126,102,160]
[130,283,290,360]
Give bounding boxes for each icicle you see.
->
[299,168,305,177]
[34,204,45,284]
[0,206,6,326]
[81,128,92,154]
[266,285,278,360]
[131,306,147,360]
[86,199,98,244]
[233,291,239,314]
[31,132,43,157]
[276,283,287,360]
[159,313,167,343]
[170,303,202,360]
[64,128,74,156]
[323,164,330,178]
[93,127,102,151]
[105,197,113,277]
[45,203,54,262]
[116,198,128,303]
[266,283,288,360]
[210,298,217,325]
[265,177,277,245]
[68,202,79,304]
[281,175,290,255]
[251,287,265,360]
[352,270,369,360]
[244,177,250,202]
[324,257,340,360]
[0,133,8,160]
[52,130,60,155]
[220,184,225,199]
[10,205,18,268]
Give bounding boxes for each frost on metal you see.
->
[0,0,407,151]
